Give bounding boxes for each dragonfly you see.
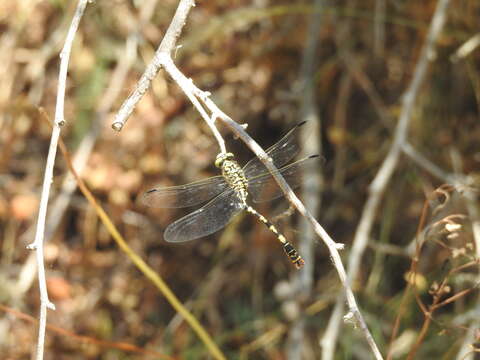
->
[142,121,319,269]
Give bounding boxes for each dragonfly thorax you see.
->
[214,152,234,168]
[216,153,249,202]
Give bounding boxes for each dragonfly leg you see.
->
[246,206,305,269]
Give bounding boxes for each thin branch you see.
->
[46,34,137,235]
[213,115,382,359]
[112,0,195,131]
[26,1,88,360]
[450,33,480,63]
[160,55,227,153]
[356,0,450,299]
[112,0,381,357]
[325,0,451,355]
[320,303,344,359]
[22,0,158,246]
[401,142,452,182]
[138,50,379,347]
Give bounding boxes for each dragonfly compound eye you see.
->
[215,152,235,168]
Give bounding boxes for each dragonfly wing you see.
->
[164,189,245,242]
[247,155,321,203]
[243,121,306,178]
[142,176,228,208]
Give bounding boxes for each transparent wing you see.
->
[247,155,320,203]
[164,189,245,242]
[142,176,228,208]
[243,121,306,178]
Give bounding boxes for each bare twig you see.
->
[324,0,451,356]
[450,33,480,63]
[26,1,88,360]
[321,304,344,358]
[112,0,196,132]
[27,0,158,245]
[160,56,227,153]
[375,0,451,260]
[17,33,142,301]
[161,75,382,356]
[178,83,381,356]
[111,0,226,152]
[401,142,452,183]
[113,0,383,357]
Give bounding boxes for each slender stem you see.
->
[161,55,227,153]
[112,0,196,131]
[349,0,451,287]
[28,1,88,359]
[325,0,451,356]
[110,0,382,357]
[119,27,382,359]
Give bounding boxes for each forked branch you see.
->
[112,0,382,358]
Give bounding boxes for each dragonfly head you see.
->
[215,152,235,168]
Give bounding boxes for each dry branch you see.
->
[324,0,451,355]
[28,2,89,359]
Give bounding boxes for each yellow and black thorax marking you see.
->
[215,152,249,203]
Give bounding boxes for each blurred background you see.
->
[0,0,479,359]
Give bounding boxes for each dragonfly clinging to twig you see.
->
[142,121,320,269]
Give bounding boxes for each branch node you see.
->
[196,90,211,101]
[111,122,123,132]
[156,51,170,65]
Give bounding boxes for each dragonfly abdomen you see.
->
[246,205,305,269]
